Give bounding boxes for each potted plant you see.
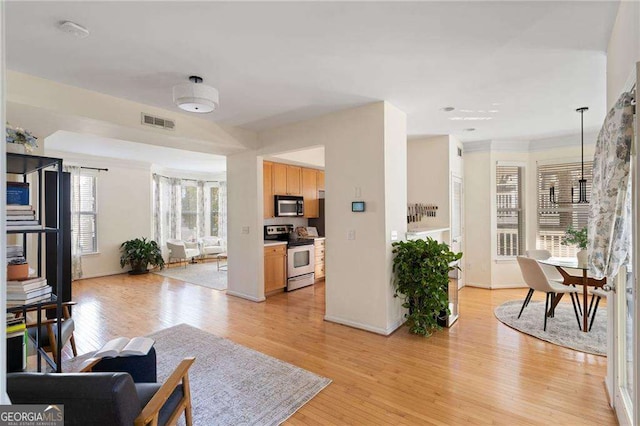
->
[561,226,588,266]
[119,237,165,275]
[392,238,462,337]
[7,258,29,280]
[6,123,38,154]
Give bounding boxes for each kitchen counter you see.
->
[264,241,287,247]
[314,237,326,241]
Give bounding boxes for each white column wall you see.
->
[226,152,265,302]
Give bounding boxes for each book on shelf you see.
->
[5,220,39,226]
[6,293,53,308]
[93,337,155,359]
[6,182,29,206]
[6,204,33,211]
[6,276,46,286]
[6,209,35,215]
[7,215,36,221]
[6,224,45,231]
[7,285,52,300]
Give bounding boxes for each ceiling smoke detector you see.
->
[173,76,219,114]
[58,21,90,38]
[440,106,455,112]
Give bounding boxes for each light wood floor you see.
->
[69,274,616,425]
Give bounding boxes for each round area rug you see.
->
[494,299,606,356]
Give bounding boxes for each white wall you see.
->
[407,136,450,230]
[46,150,153,279]
[606,1,640,109]
[226,151,265,302]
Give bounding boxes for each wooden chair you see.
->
[17,301,77,364]
[516,256,582,331]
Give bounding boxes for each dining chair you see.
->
[526,249,582,316]
[516,256,582,331]
[587,287,608,331]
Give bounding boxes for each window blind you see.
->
[76,174,97,254]
[537,161,593,256]
[496,165,524,257]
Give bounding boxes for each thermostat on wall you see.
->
[352,201,366,212]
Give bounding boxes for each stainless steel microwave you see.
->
[275,195,304,217]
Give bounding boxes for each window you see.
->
[73,172,98,254]
[537,161,593,256]
[209,186,220,237]
[181,184,198,241]
[496,164,524,257]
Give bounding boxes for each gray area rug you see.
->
[153,261,227,291]
[65,324,331,425]
[494,299,607,356]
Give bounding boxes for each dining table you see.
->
[538,257,606,332]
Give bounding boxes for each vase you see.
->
[576,249,588,267]
[6,143,26,154]
[7,263,29,280]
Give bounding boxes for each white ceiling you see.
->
[6,1,619,142]
[46,131,227,175]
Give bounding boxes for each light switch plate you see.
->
[391,231,398,241]
[347,229,356,240]
[242,226,250,234]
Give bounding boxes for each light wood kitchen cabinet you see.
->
[286,165,302,195]
[264,244,287,294]
[272,162,288,195]
[302,168,319,218]
[314,239,325,281]
[263,161,274,219]
[317,170,325,192]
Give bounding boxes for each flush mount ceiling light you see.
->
[173,76,219,113]
[58,21,90,38]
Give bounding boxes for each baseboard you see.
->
[74,270,127,280]
[226,290,266,303]
[464,282,491,289]
[324,314,403,336]
[490,283,528,289]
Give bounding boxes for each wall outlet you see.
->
[391,231,398,241]
[241,226,250,234]
[347,229,356,240]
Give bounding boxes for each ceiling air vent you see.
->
[141,113,175,131]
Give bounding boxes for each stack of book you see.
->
[6,205,42,231]
[6,314,27,372]
[6,277,52,307]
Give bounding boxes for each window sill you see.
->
[81,252,101,257]
[494,257,517,264]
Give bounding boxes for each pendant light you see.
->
[549,106,589,204]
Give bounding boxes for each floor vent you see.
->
[141,113,175,130]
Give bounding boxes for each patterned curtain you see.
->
[588,92,635,280]
[152,174,182,251]
[218,181,227,247]
[169,177,182,240]
[63,165,83,280]
[197,180,206,239]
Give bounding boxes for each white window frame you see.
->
[78,170,98,255]
[495,162,525,259]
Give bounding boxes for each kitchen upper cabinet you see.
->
[272,163,302,196]
[272,162,288,195]
[286,165,302,195]
[317,170,325,192]
[263,161,274,219]
[264,244,286,294]
[302,168,319,218]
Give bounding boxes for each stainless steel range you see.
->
[264,225,315,291]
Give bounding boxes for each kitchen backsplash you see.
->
[264,217,308,229]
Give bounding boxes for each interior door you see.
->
[451,174,463,287]
[610,66,638,425]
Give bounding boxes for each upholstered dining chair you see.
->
[516,256,582,331]
[526,249,582,316]
[166,239,200,268]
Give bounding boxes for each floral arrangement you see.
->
[561,226,588,250]
[6,123,38,152]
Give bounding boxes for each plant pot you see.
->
[129,268,149,275]
[6,143,26,154]
[7,263,29,280]
[576,249,588,267]
[128,261,149,275]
